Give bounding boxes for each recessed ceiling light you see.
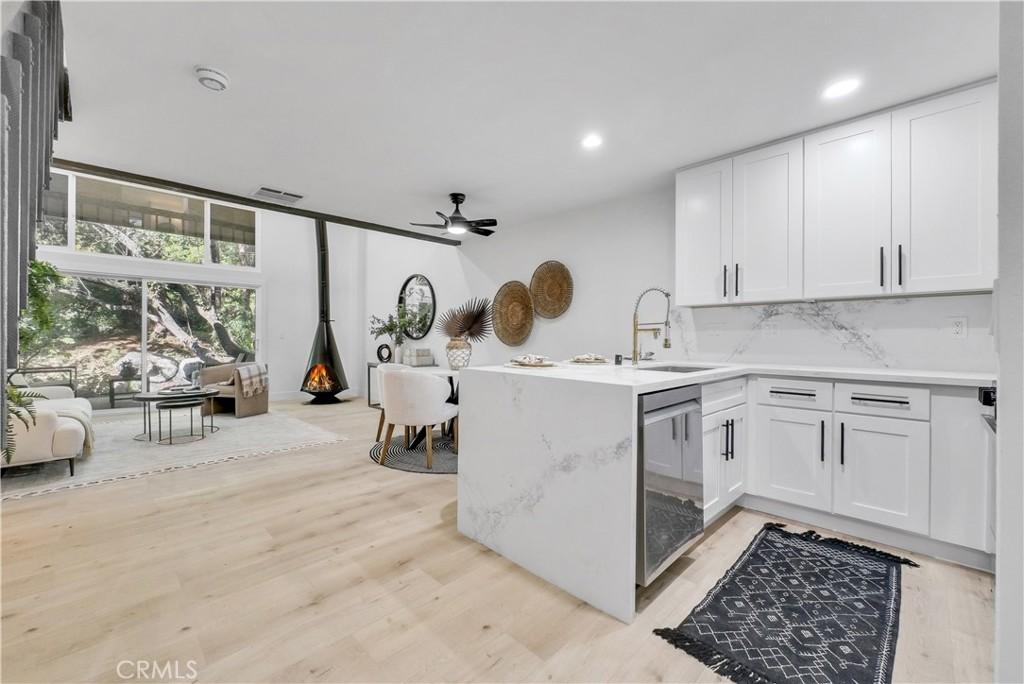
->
[822,77,861,100]
[581,133,603,149]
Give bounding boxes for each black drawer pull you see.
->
[723,265,728,298]
[851,396,910,406]
[820,419,825,463]
[734,264,739,297]
[769,389,816,398]
[879,246,885,287]
[898,244,903,286]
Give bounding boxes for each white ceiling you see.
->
[55,1,998,238]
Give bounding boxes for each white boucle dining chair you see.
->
[374,363,407,442]
[379,370,459,469]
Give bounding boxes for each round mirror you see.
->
[398,274,435,340]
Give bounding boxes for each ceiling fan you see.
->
[411,193,497,236]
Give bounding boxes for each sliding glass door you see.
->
[20,275,256,409]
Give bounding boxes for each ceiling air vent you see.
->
[252,186,304,206]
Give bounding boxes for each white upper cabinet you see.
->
[804,114,892,298]
[674,82,997,306]
[892,83,997,293]
[675,159,732,306]
[732,140,804,302]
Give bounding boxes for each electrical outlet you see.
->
[949,316,968,339]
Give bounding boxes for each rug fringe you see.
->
[789,528,920,567]
[653,629,774,684]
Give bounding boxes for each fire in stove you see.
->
[304,364,338,393]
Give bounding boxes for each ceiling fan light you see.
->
[447,225,467,235]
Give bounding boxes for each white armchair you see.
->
[379,370,459,469]
[374,363,408,442]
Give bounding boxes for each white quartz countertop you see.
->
[466,360,996,393]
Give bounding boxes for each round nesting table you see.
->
[132,389,220,444]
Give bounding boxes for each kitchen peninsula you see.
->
[457,361,996,623]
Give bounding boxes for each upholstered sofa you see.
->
[4,384,91,475]
[198,363,269,418]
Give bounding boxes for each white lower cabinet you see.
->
[702,404,745,523]
[753,405,832,512]
[833,413,930,535]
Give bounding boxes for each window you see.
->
[19,275,144,408]
[210,204,257,267]
[38,173,69,246]
[19,273,257,409]
[75,176,205,263]
[146,282,256,391]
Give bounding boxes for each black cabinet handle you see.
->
[898,244,903,286]
[820,419,825,463]
[722,265,728,298]
[725,419,731,460]
[769,389,816,398]
[840,422,845,466]
[850,395,910,406]
[879,246,885,287]
[734,264,739,297]
[728,419,734,460]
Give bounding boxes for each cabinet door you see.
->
[721,404,746,506]
[754,406,832,511]
[702,412,728,522]
[804,114,892,298]
[732,140,803,302]
[675,160,732,306]
[834,413,930,534]
[892,83,997,293]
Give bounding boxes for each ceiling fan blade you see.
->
[435,211,451,226]
[467,218,497,228]
[410,222,448,229]
[468,226,495,237]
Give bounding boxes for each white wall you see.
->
[261,212,366,401]
[996,2,1024,680]
[361,184,995,374]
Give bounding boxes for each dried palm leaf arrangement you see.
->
[436,298,492,369]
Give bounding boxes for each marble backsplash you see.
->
[671,293,995,371]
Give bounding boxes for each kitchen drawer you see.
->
[702,378,747,416]
[756,377,833,411]
[835,382,930,421]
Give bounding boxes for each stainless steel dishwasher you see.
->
[636,384,704,586]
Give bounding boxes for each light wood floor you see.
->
[1,400,994,683]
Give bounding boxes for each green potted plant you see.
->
[369,304,416,363]
[436,298,492,370]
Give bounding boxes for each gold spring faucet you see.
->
[632,287,672,366]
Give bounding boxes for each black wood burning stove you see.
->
[300,219,349,403]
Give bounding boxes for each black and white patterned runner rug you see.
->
[655,522,919,684]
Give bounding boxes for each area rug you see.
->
[369,434,457,474]
[654,522,919,684]
[2,411,346,500]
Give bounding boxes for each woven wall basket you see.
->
[493,280,534,346]
[530,260,573,319]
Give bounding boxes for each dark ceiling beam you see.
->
[51,158,462,246]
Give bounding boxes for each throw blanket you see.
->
[236,363,268,399]
[54,406,95,455]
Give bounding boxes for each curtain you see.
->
[1,1,72,453]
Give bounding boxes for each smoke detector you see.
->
[194,66,230,92]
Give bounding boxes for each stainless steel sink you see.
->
[634,365,708,373]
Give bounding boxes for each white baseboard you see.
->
[738,494,995,573]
